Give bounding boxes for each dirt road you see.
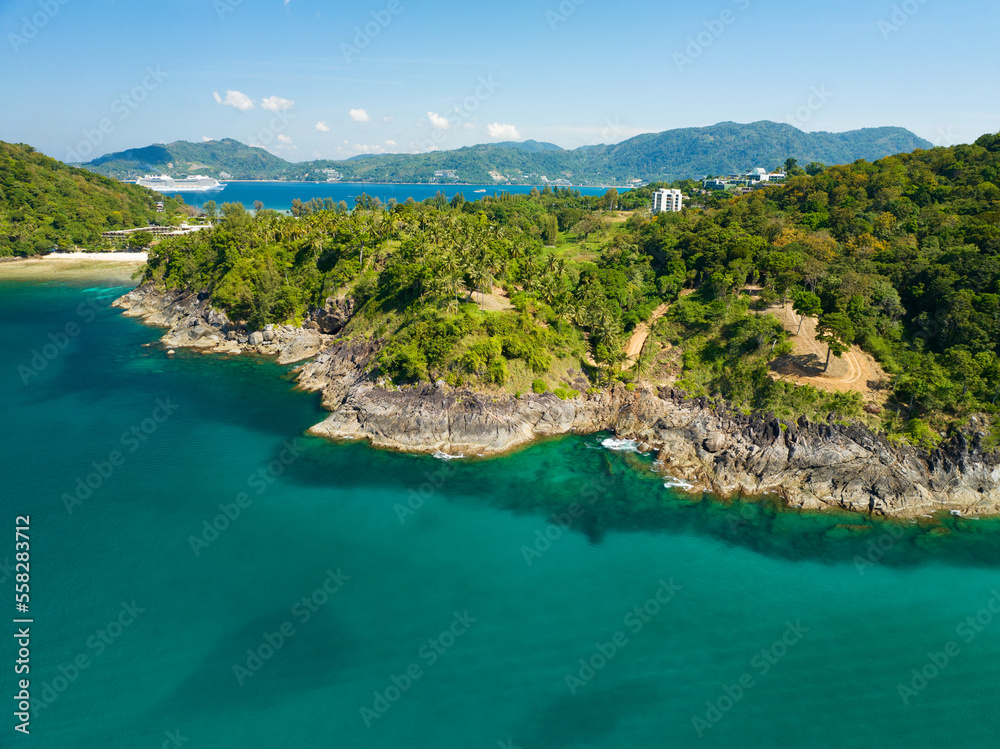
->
[765,304,886,395]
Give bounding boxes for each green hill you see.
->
[80,122,933,186]
[0,141,162,256]
[580,121,934,181]
[84,138,291,181]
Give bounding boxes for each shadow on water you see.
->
[518,676,665,749]
[144,604,355,723]
[278,433,1000,571]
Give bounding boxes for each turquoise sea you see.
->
[3,277,1000,748]
[177,182,615,212]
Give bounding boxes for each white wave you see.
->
[601,438,642,453]
[663,476,695,491]
[433,451,464,461]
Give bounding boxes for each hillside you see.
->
[0,141,163,256]
[86,138,291,181]
[134,131,1000,451]
[80,121,932,185]
[581,121,933,181]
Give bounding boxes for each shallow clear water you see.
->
[3,279,1000,748]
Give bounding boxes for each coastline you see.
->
[111,283,1000,519]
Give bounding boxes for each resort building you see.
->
[652,188,684,213]
[701,169,787,192]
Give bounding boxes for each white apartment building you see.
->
[652,188,683,213]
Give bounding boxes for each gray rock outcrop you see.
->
[113,284,333,363]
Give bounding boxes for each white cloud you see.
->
[213,90,255,112]
[486,122,521,140]
[428,111,450,130]
[270,134,297,153]
[202,136,214,142]
[315,121,331,132]
[261,95,295,112]
[332,143,389,157]
[385,140,398,147]
[349,108,371,123]
[383,116,395,124]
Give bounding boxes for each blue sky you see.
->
[2,0,998,164]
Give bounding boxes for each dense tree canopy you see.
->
[0,141,165,256]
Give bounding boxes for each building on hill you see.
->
[652,188,683,213]
[745,168,787,183]
[701,169,787,192]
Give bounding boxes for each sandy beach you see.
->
[0,252,148,283]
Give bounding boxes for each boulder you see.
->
[277,331,325,365]
[703,432,728,453]
[310,296,356,334]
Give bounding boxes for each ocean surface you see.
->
[177,182,615,212]
[3,277,1000,748]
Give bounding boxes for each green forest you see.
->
[140,135,1000,448]
[0,141,167,256]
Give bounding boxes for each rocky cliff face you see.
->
[114,285,1000,518]
[113,285,331,364]
[615,389,1000,518]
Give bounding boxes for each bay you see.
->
[174,182,615,212]
[3,277,1000,748]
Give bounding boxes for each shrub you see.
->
[457,350,484,374]
[532,379,548,394]
[488,358,509,386]
[905,418,940,450]
[526,349,552,374]
[380,343,428,383]
[554,387,580,400]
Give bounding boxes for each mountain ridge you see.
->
[78,121,934,186]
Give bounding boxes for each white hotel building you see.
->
[652,188,684,214]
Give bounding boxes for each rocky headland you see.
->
[114,284,1000,518]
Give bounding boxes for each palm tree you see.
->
[520,255,538,290]
[441,250,463,311]
[540,274,561,306]
[470,263,495,299]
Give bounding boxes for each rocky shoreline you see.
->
[113,284,1000,518]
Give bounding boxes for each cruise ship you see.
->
[136,175,226,193]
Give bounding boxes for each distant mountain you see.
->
[578,121,934,181]
[80,122,934,186]
[493,140,564,153]
[84,138,291,180]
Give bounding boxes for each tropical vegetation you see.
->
[0,141,173,256]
